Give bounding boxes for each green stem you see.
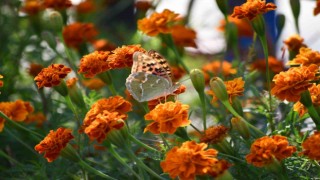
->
[160,133,170,149]
[166,35,190,73]
[79,160,117,180]
[200,95,207,130]
[218,152,246,163]
[128,134,159,153]
[190,123,202,134]
[58,33,79,73]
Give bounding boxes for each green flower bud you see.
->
[60,144,81,162]
[300,90,313,108]
[251,14,266,37]
[209,77,228,102]
[53,80,68,97]
[49,11,63,33]
[190,69,205,95]
[41,31,57,49]
[231,117,250,139]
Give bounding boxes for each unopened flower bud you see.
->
[42,31,57,49]
[251,14,265,37]
[190,69,205,95]
[231,117,250,139]
[209,77,228,102]
[49,11,63,33]
[53,80,68,97]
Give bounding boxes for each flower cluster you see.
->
[231,0,277,20]
[289,48,320,67]
[34,127,74,162]
[34,64,71,88]
[246,135,296,167]
[81,96,132,142]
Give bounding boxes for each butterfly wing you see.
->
[125,72,172,102]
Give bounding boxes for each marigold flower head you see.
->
[28,63,44,77]
[34,64,71,88]
[171,25,197,48]
[202,61,237,83]
[207,77,245,103]
[200,125,229,144]
[218,16,253,37]
[144,101,190,134]
[246,135,296,167]
[231,0,277,20]
[92,39,116,51]
[24,112,47,127]
[76,0,96,14]
[300,131,320,160]
[82,78,106,90]
[283,34,307,52]
[161,141,219,180]
[0,100,34,132]
[43,0,72,10]
[251,56,284,74]
[314,0,320,16]
[63,22,98,49]
[135,0,153,11]
[208,159,232,178]
[20,0,44,15]
[289,48,320,67]
[81,96,132,132]
[271,65,318,102]
[34,127,74,162]
[78,51,110,78]
[84,111,125,143]
[137,9,181,36]
[293,101,307,117]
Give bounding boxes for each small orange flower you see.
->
[82,78,106,90]
[76,0,96,14]
[171,25,197,48]
[271,65,318,102]
[160,141,219,180]
[78,51,110,78]
[200,125,229,144]
[81,96,132,133]
[231,0,277,20]
[293,84,320,117]
[34,64,71,88]
[137,9,180,36]
[0,100,34,132]
[251,56,284,74]
[289,48,320,67]
[246,135,296,167]
[300,131,320,160]
[92,39,117,51]
[135,0,153,11]
[24,112,47,127]
[202,61,237,83]
[314,0,320,16]
[43,0,72,10]
[34,127,74,162]
[28,63,44,77]
[208,77,245,103]
[283,34,307,52]
[63,22,98,49]
[20,0,43,15]
[107,44,146,69]
[218,16,253,37]
[66,77,78,88]
[144,101,190,134]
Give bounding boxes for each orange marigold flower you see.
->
[231,0,277,20]
[161,141,219,180]
[66,77,78,88]
[43,0,72,10]
[208,159,232,178]
[84,111,125,143]
[20,0,43,15]
[144,101,190,134]
[82,78,106,90]
[200,125,229,144]
[293,83,320,117]
[293,101,307,117]
[289,48,320,67]
[171,25,197,48]
[314,0,320,16]
[283,34,307,52]
[78,51,110,78]
[34,64,71,88]
[92,39,117,51]
[76,0,96,14]
[81,96,132,132]
[202,61,237,83]
[271,65,318,102]
[251,56,284,74]
[0,100,34,132]
[171,65,186,81]
[24,112,47,127]
[137,9,180,36]
[107,44,146,69]
[28,63,44,77]
[246,135,296,167]
[63,22,98,49]
[135,0,153,11]
[300,131,320,160]
[34,127,74,162]
[218,15,253,37]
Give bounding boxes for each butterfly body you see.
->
[126,50,179,102]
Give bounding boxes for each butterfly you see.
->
[125,50,180,102]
